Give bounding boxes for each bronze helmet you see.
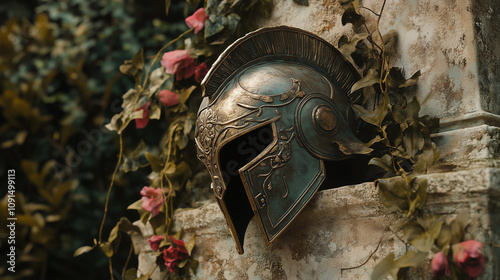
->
[195,26,370,254]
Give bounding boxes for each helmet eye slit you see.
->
[219,124,274,188]
[217,124,274,250]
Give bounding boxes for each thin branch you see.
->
[340,238,383,272]
[361,6,380,16]
[488,241,500,248]
[121,245,134,280]
[109,258,113,280]
[98,134,123,243]
[376,0,388,94]
[364,23,383,52]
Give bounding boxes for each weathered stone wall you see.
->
[132,0,500,279]
[133,169,500,279]
[258,0,500,128]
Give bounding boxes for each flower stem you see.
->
[98,134,123,243]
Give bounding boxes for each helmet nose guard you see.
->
[195,26,369,254]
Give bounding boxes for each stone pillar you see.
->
[132,0,500,279]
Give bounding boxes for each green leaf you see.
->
[393,250,428,269]
[132,49,145,71]
[73,245,95,257]
[173,229,183,240]
[371,253,396,280]
[339,33,369,58]
[338,35,349,48]
[149,212,166,231]
[178,85,197,105]
[411,231,434,252]
[225,13,241,35]
[136,273,151,280]
[99,242,114,258]
[164,162,176,175]
[205,16,225,39]
[377,179,409,211]
[351,69,379,93]
[403,125,424,158]
[342,5,365,27]
[119,49,145,84]
[436,224,452,251]
[108,223,120,243]
[369,154,394,173]
[407,179,427,217]
[382,30,398,55]
[386,67,406,90]
[413,143,439,175]
[400,71,421,88]
[148,67,170,95]
[451,210,469,244]
[186,234,196,255]
[105,112,124,133]
[379,177,409,196]
[165,0,171,15]
[405,97,420,124]
[364,135,383,147]
[178,258,189,269]
[145,152,162,172]
[140,210,150,225]
[117,217,141,235]
[403,221,425,242]
[127,199,143,210]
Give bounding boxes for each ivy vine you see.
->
[73,0,487,279]
[339,1,484,279]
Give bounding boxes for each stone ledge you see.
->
[133,168,500,279]
[432,125,500,171]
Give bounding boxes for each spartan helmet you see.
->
[195,26,370,254]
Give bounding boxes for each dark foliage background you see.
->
[0,0,189,279]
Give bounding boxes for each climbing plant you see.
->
[74,0,273,279]
[338,0,485,279]
[0,0,187,278]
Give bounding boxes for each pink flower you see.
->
[431,251,451,277]
[195,63,209,83]
[454,240,486,278]
[135,101,151,129]
[159,89,179,107]
[185,8,209,34]
[146,235,164,251]
[160,50,195,81]
[140,186,165,216]
[163,235,189,272]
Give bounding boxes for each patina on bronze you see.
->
[195,26,370,254]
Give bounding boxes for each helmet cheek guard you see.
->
[195,26,370,254]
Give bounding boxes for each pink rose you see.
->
[431,251,451,277]
[195,63,208,83]
[454,240,486,278]
[146,235,164,251]
[159,89,179,107]
[185,8,209,34]
[140,186,165,216]
[163,235,189,272]
[160,50,195,81]
[135,101,150,129]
